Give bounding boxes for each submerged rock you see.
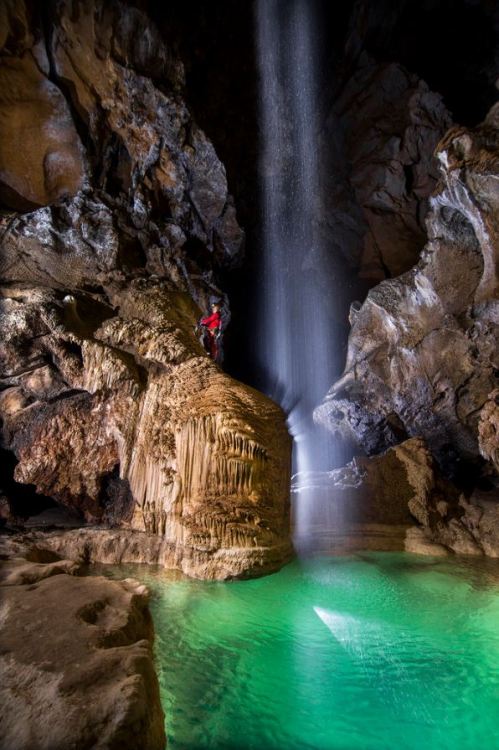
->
[0,537,165,750]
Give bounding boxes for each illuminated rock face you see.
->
[0,0,291,579]
[0,282,292,580]
[316,108,499,481]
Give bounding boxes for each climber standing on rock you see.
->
[197,298,225,364]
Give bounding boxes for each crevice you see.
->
[46,388,88,405]
[0,447,56,519]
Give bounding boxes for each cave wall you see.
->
[1,0,497,561]
[0,0,292,579]
[316,111,499,485]
[157,0,497,387]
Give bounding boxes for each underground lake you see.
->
[101,552,499,750]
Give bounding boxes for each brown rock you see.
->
[0,1,281,581]
[478,389,499,472]
[0,0,243,293]
[1,281,292,579]
[49,0,243,264]
[293,438,438,534]
[404,526,449,556]
[406,485,499,558]
[0,4,86,211]
[0,538,165,750]
[322,59,452,280]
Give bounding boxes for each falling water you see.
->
[255,0,339,550]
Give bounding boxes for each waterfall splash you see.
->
[255,0,340,550]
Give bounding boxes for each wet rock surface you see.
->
[406,484,499,558]
[0,0,291,580]
[316,110,499,482]
[0,280,292,580]
[292,438,445,545]
[0,535,165,750]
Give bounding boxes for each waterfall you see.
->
[255,0,339,550]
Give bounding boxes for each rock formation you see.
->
[0,535,165,750]
[0,0,292,580]
[328,59,453,281]
[293,437,428,529]
[405,482,499,558]
[316,108,499,482]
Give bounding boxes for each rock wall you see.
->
[0,0,292,579]
[326,59,453,281]
[293,438,431,530]
[316,108,499,484]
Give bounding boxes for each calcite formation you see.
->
[316,107,499,481]
[0,0,291,580]
[0,536,165,750]
[0,281,292,580]
[478,389,499,473]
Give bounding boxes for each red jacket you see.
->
[200,310,222,331]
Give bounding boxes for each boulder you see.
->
[0,537,165,750]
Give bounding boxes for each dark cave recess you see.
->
[142,0,498,386]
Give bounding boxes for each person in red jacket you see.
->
[198,300,223,362]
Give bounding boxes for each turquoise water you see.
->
[109,553,499,749]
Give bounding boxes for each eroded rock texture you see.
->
[328,59,453,281]
[0,536,165,750]
[316,109,499,482]
[0,0,291,579]
[293,438,431,529]
[406,481,499,558]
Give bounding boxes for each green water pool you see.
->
[110,553,499,749]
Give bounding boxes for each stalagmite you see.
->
[1,281,292,579]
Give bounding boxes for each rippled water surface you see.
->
[108,553,499,749]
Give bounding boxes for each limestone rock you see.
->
[478,389,499,472]
[324,60,452,280]
[0,0,244,296]
[293,437,440,533]
[0,3,86,212]
[316,111,499,478]
[0,1,288,580]
[0,537,165,750]
[404,527,449,556]
[406,486,499,558]
[1,281,292,579]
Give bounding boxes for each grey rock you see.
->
[316,113,499,478]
